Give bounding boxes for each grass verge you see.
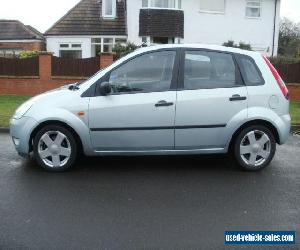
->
[290,101,300,124]
[0,95,31,128]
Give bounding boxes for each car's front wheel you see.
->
[234,125,276,171]
[33,125,77,172]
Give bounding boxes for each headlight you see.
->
[13,100,34,119]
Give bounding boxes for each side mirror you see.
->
[99,82,112,96]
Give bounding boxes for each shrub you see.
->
[113,42,139,59]
[238,42,252,51]
[18,50,39,59]
[223,40,252,51]
[223,40,236,48]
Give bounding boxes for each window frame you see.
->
[199,0,226,14]
[90,49,180,97]
[245,0,261,19]
[178,48,245,90]
[59,43,83,58]
[102,0,116,19]
[59,43,82,50]
[91,37,127,54]
[142,0,182,10]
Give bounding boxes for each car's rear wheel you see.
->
[234,125,276,171]
[33,125,77,172]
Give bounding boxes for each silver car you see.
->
[10,44,291,172]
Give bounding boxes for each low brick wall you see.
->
[0,76,88,96]
[0,52,114,96]
[287,84,300,101]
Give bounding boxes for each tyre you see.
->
[33,125,77,172]
[233,125,276,171]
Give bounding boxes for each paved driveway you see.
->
[0,133,299,249]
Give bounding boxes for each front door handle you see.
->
[155,100,174,107]
[229,94,247,101]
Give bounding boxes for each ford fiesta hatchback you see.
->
[10,44,291,172]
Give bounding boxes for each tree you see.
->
[278,18,300,57]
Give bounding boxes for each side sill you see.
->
[92,148,227,156]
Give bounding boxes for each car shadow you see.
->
[21,153,242,174]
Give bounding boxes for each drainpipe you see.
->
[271,0,278,57]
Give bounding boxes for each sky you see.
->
[0,0,299,33]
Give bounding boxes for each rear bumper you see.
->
[276,114,291,145]
[10,116,38,157]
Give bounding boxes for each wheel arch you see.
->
[29,120,84,154]
[228,119,280,152]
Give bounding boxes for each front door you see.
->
[175,49,248,149]
[89,50,178,151]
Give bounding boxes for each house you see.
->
[0,20,45,57]
[45,0,280,58]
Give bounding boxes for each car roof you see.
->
[133,44,259,57]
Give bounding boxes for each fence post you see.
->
[39,52,53,80]
[99,53,114,69]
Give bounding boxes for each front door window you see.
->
[109,50,176,93]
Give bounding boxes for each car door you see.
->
[89,49,178,151]
[175,49,248,150]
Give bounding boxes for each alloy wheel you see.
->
[37,131,72,168]
[240,130,271,167]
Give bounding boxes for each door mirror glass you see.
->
[99,82,112,96]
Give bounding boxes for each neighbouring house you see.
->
[0,20,45,58]
[45,0,281,58]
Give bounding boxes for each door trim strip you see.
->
[90,124,226,132]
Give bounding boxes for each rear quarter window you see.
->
[237,55,265,86]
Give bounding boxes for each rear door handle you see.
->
[229,95,247,101]
[155,100,174,107]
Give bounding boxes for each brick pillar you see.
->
[39,52,53,80]
[99,53,114,69]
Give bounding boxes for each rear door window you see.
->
[183,50,241,89]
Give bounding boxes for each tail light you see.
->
[263,56,289,100]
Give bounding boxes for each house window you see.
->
[91,37,127,56]
[102,0,116,18]
[0,49,22,58]
[142,0,181,9]
[199,0,225,13]
[246,0,261,18]
[59,43,82,59]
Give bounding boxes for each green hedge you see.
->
[269,57,300,65]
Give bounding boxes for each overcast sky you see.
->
[0,0,299,33]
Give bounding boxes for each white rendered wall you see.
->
[126,0,280,56]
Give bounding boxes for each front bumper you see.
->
[10,116,38,157]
